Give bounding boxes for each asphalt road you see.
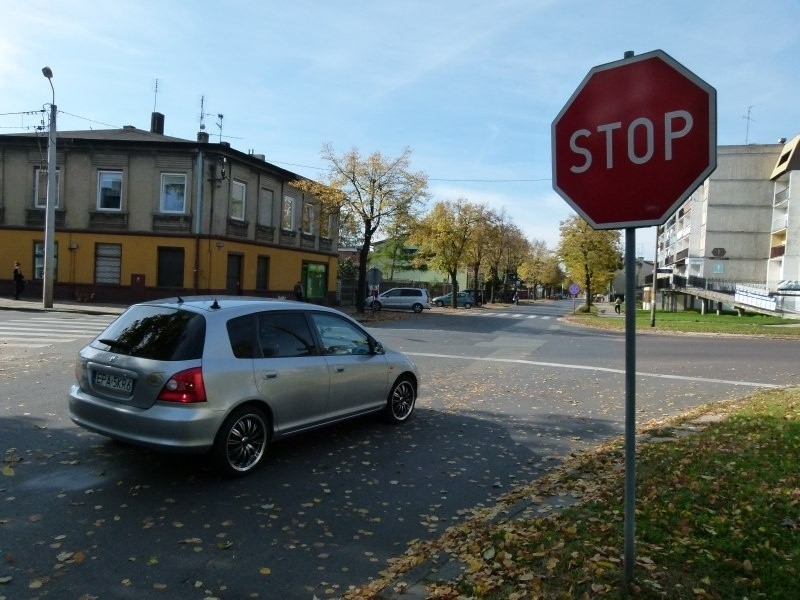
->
[1,302,797,599]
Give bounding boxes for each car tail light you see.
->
[158,367,207,403]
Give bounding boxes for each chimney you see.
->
[150,112,165,135]
[197,131,210,143]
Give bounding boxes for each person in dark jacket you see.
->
[13,261,25,300]
[293,281,304,302]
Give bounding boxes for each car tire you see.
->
[212,405,270,477]
[372,301,382,311]
[412,303,424,313]
[384,376,416,423]
[464,302,472,309]
[435,300,444,307]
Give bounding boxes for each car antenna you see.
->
[210,299,221,309]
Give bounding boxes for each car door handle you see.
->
[261,372,278,379]
[336,367,345,373]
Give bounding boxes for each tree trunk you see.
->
[450,270,459,308]
[356,235,372,314]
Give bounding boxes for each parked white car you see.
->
[366,288,431,313]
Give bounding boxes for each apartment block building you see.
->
[0,113,339,304]
[656,135,800,315]
[767,135,800,313]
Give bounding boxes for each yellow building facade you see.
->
[1,115,338,304]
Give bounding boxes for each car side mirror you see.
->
[372,340,385,355]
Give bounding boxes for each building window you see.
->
[160,173,187,213]
[302,203,314,235]
[34,167,60,208]
[230,180,246,221]
[97,171,123,211]
[258,188,274,227]
[320,212,332,239]
[256,256,270,291]
[157,247,185,287]
[95,243,122,284]
[281,196,295,231]
[33,240,58,281]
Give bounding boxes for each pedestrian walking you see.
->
[13,261,25,300]
[293,281,304,302]
[513,290,519,306]
[614,297,621,314]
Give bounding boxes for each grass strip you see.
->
[346,388,800,599]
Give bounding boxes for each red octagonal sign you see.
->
[552,50,716,229]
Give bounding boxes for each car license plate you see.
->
[94,371,133,394]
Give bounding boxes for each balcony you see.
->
[152,214,191,233]
[279,229,297,245]
[770,245,786,259]
[255,224,275,243]
[774,186,790,206]
[26,208,66,228]
[300,232,316,250]
[90,211,129,230]
[771,214,788,233]
[226,218,249,239]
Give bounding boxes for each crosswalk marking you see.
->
[460,312,553,320]
[0,315,114,350]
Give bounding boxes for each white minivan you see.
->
[366,287,431,313]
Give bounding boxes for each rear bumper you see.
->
[68,384,224,452]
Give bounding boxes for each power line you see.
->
[2,112,551,184]
[270,160,550,183]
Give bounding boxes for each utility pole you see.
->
[42,66,57,308]
[650,226,658,327]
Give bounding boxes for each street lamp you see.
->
[42,66,56,308]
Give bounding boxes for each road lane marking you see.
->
[408,352,782,389]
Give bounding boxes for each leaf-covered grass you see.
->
[346,388,800,599]
[566,308,800,337]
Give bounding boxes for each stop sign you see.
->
[552,50,716,229]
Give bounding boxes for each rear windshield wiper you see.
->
[97,338,131,352]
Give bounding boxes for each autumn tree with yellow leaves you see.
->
[291,144,428,312]
[557,214,622,310]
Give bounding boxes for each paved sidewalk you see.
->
[0,295,127,316]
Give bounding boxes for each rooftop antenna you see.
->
[743,105,755,144]
[199,95,207,131]
[153,78,159,112]
[216,113,224,143]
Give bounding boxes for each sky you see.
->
[2,0,799,260]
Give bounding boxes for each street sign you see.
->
[552,50,716,229]
[568,283,580,296]
[366,267,383,287]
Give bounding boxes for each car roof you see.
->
[134,295,342,316]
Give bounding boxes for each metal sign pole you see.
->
[623,227,637,584]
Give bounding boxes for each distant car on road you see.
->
[463,289,484,305]
[432,291,476,309]
[366,287,430,313]
[68,296,419,476]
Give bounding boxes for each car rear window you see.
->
[92,306,205,361]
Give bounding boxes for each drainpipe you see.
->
[193,150,204,293]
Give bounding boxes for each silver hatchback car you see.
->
[68,297,419,476]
